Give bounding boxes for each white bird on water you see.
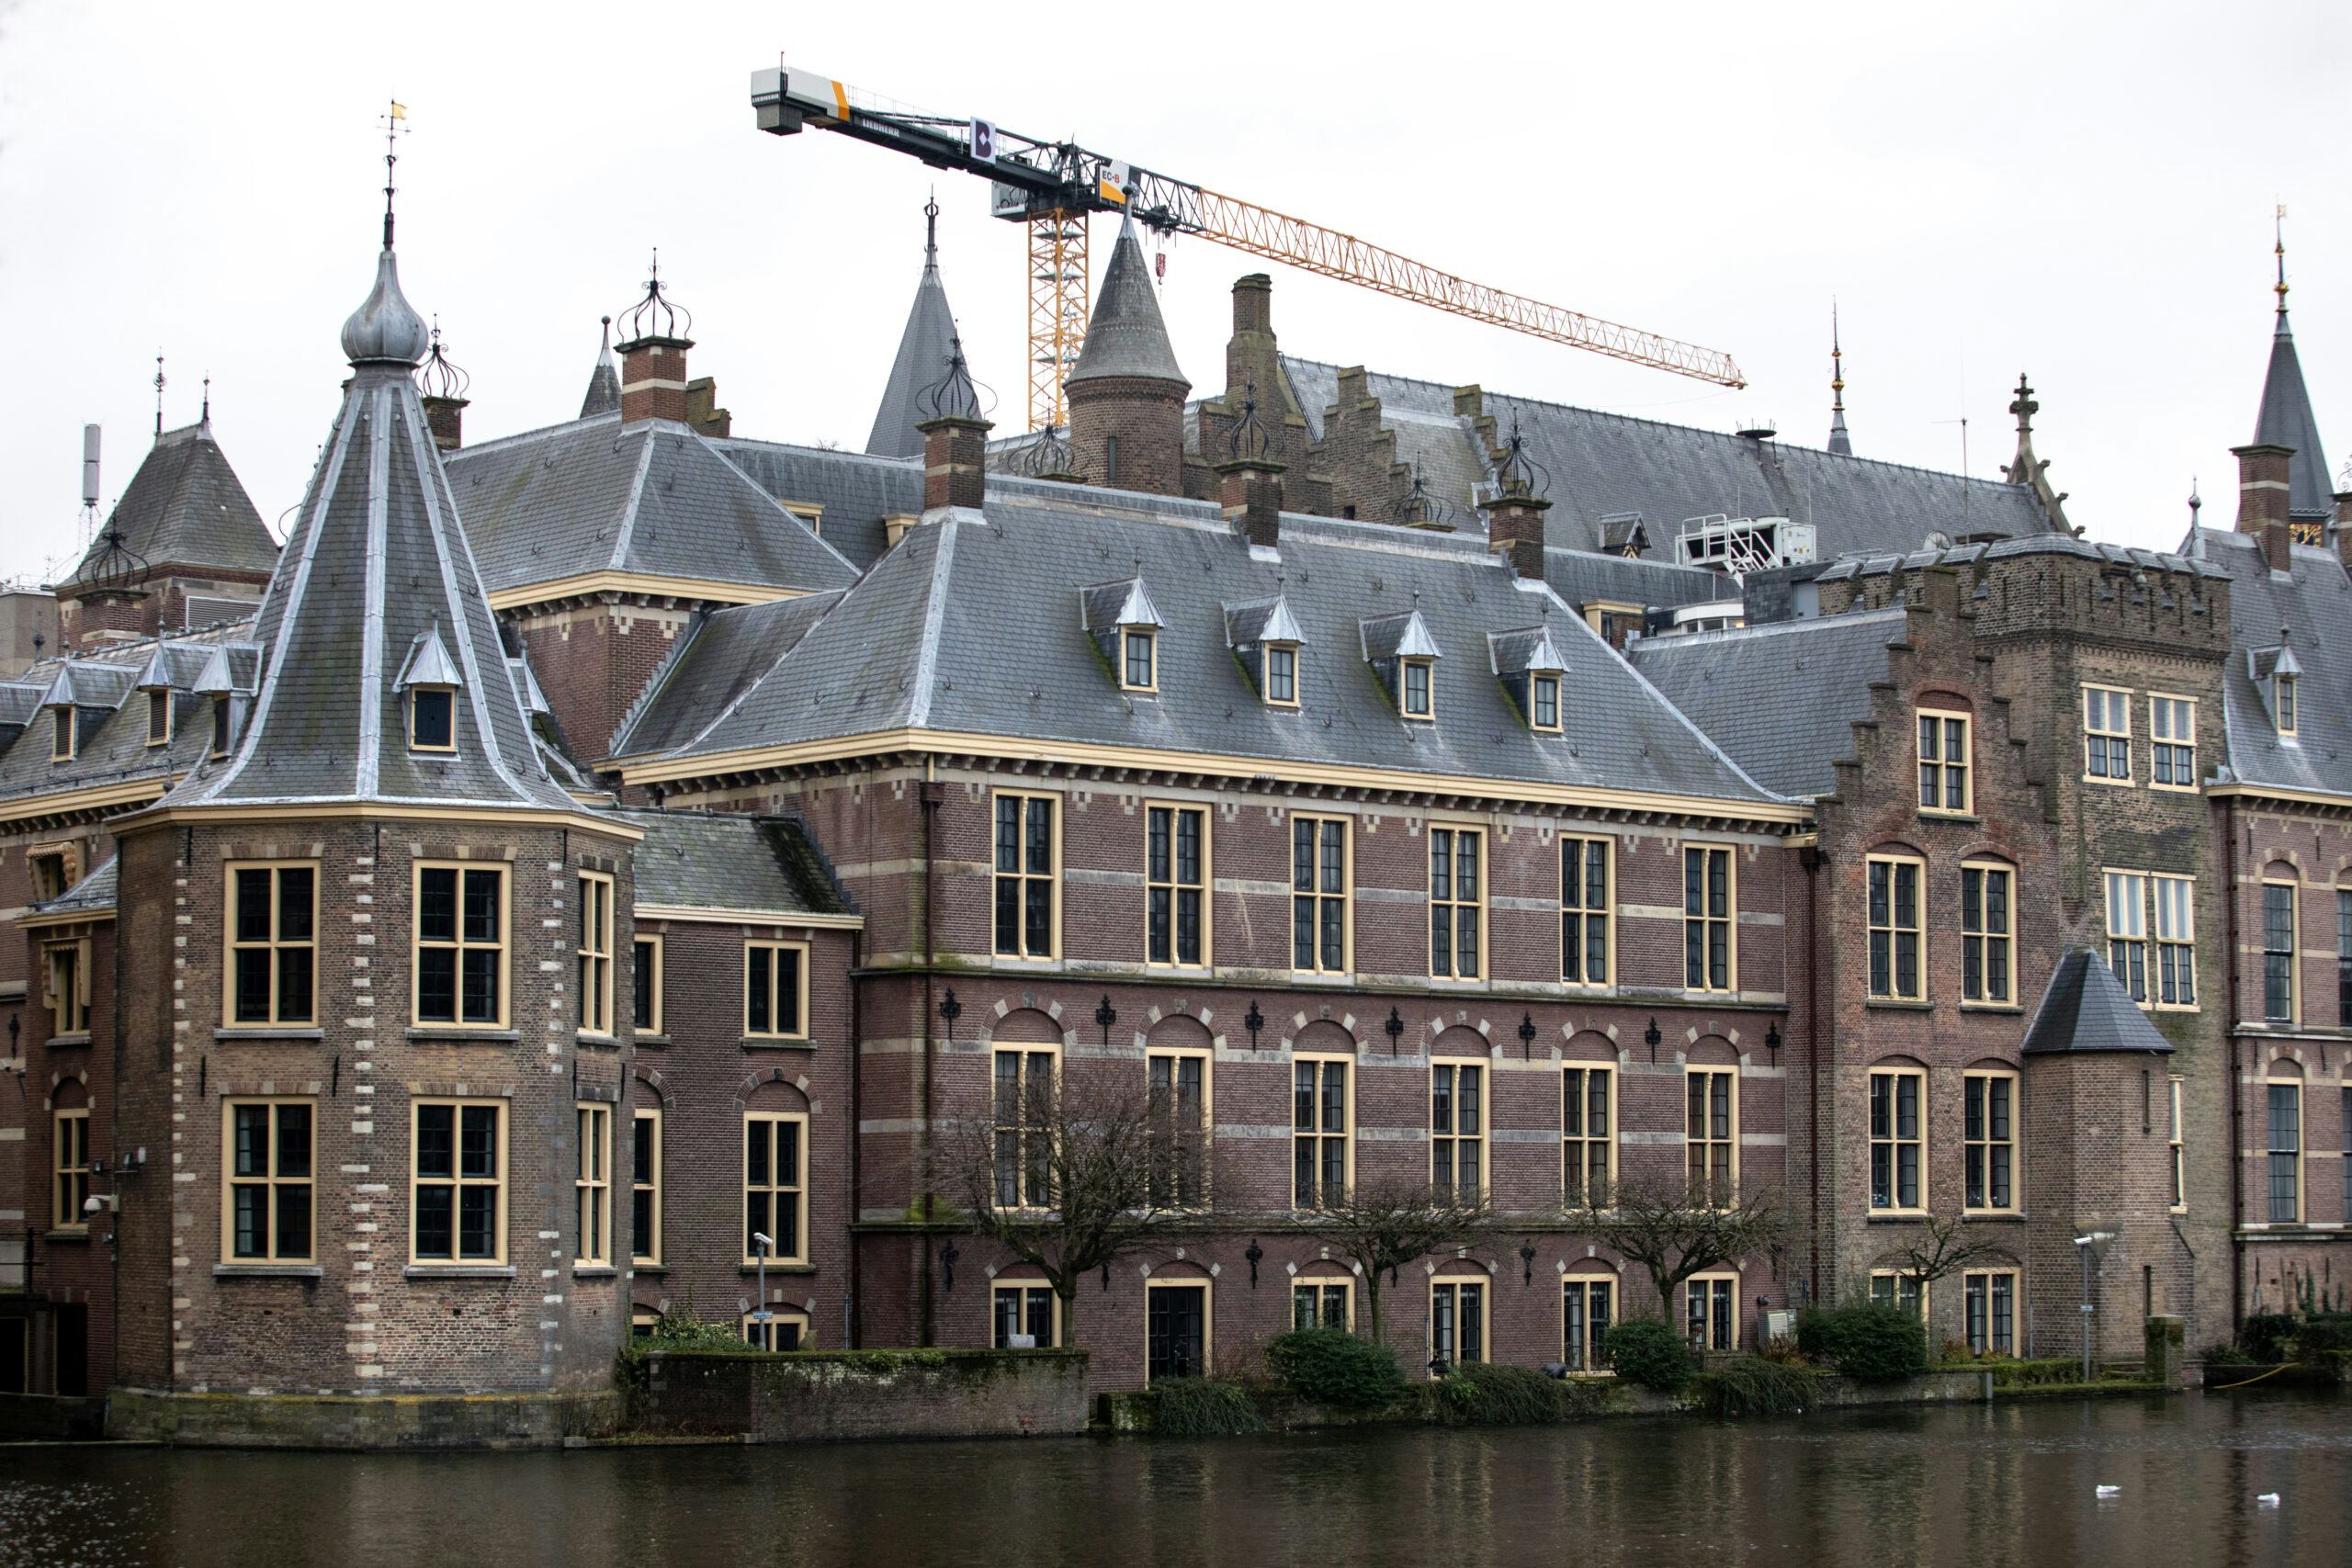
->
[2096,1485,2120,1499]
[2256,1494,2281,1508]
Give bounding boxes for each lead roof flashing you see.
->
[1225,595,1305,648]
[395,623,464,691]
[1360,609,1441,661]
[1489,626,1568,676]
[1081,577,1165,632]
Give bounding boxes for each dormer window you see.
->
[1362,609,1441,723]
[1082,578,1165,697]
[1532,674,1561,732]
[50,706,74,762]
[1401,658,1434,719]
[1227,596,1306,711]
[1266,643,1299,707]
[1122,627,1158,693]
[2277,673,2298,738]
[210,696,233,759]
[409,687,456,751]
[146,689,172,747]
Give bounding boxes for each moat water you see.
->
[2,1393,2346,1566]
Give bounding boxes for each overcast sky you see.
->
[1,0,2345,586]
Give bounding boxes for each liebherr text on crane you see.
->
[752,63,1746,432]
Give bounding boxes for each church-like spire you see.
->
[2252,209,2333,524]
[579,315,621,418]
[1066,217,1188,391]
[1999,372,2073,536]
[1826,303,1851,457]
[339,101,428,367]
[865,197,962,459]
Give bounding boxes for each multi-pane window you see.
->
[1293,1277,1353,1332]
[577,872,614,1034]
[1265,643,1298,707]
[1686,1067,1736,1206]
[1683,845,1734,992]
[1686,1275,1736,1352]
[1560,835,1611,986]
[2342,1086,2351,1222]
[1293,1055,1350,1209]
[1401,657,1434,719]
[1964,1071,2018,1213]
[1430,1278,1487,1367]
[1869,1272,1926,1319]
[1867,856,1924,1000]
[2153,874,2196,1008]
[2277,673,2299,738]
[1869,1068,1924,1211]
[741,1310,807,1352]
[408,686,456,751]
[224,1100,313,1262]
[992,792,1057,959]
[1917,710,1970,813]
[412,1100,504,1263]
[2267,1080,2301,1223]
[1291,815,1350,975]
[574,1102,610,1266]
[2084,685,2132,780]
[209,695,233,758]
[2105,870,2149,1001]
[49,706,73,761]
[993,1282,1057,1348]
[745,941,808,1040]
[1146,806,1205,967]
[2167,1077,2186,1212]
[52,1108,89,1230]
[44,939,89,1037]
[1563,1276,1614,1371]
[2339,891,2352,1026]
[1563,1066,1613,1207]
[2150,696,2197,788]
[1121,627,1157,692]
[633,935,662,1033]
[1961,861,2014,1004]
[631,1109,662,1265]
[1963,1269,2017,1356]
[414,863,506,1027]
[744,1111,808,1263]
[145,688,171,746]
[1531,673,1562,732]
[2264,882,2297,1023]
[228,864,317,1026]
[1430,1062,1484,1199]
[993,1047,1056,1210]
[1429,828,1483,979]
[1147,1049,1208,1209]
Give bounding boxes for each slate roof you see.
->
[580,321,621,419]
[1542,547,1740,613]
[441,415,859,599]
[2252,310,2334,522]
[1279,357,2060,563]
[1813,532,2216,585]
[615,807,853,917]
[1629,610,1905,798]
[56,421,278,588]
[2021,948,2176,1055]
[2191,526,2352,797]
[711,438,922,572]
[30,854,117,919]
[1066,220,1187,390]
[633,476,1781,809]
[0,626,251,815]
[865,221,961,459]
[609,592,843,760]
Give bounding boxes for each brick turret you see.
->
[1066,219,1189,494]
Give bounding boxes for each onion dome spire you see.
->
[339,100,428,367]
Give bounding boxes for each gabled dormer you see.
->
[396,623,465,753]
[1226,594,1305,708]
[1362,609,1441,721]
[38,662,133,763]
[1081,578,1165,694]
[134,645,175,746]
[2250,638,2302,739]
[193,642,259,761]
[1490,625,1568,733]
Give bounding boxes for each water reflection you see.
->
[1,1393,2344,1567]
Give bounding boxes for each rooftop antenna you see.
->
[2275,203,2290,320]
[200,374,211,425]
[79,423,101,549]
[153,352,165,440]
[379,99,409,252]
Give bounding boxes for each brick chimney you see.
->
[1219,457,1284,549]
[1482,491,1552,579]
[618,335,692,424]
[2233,441,2295,572]
[919,414,989,511]
[418,325,469,450]
[421,395,467,451]
[2335,488,2352,570]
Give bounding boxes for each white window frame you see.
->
[1867,853,1926,1001]
[1960,859,2015,1006]
[1963,1068,2019,1214]
[2149,694,2198,791]
[1868,1066,1926,1213]
[1917,708,1971,815]
[1560,834,1612,987]
[1563,1063,1616,1209]
[1428,826,1486,981]
[2083,684,2132,783]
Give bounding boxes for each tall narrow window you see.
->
[1564,1276,1615,1371]
[145,688,172,747]
[1867,856,1925,1000]
[209,695,233,758]
[994,1281,1059,1347]
[2150,695,2197,788]
[2338,890,2352,1027]
[744,1111,808,1263]
[633,935,662,1033]
[1964,1070,2018,1213]
[2342,1085,2351,1223]
[2277,673,2299,738]
[228,863,317,1026]
[1121,627,1157,692]
[2264,881,2298,1023]
[1147,1048,1209,1209]
[1686,1274,1736,1352]
[574,1102,610,1266]
[1869,1068,1924,1211]
[1961,861,2013,1004]
[1430,1061,1484,1199]
[1430,1277,1487,1367]
[2267,1079,2301,1223]
[1146,806,1206,967]
[2105,870,2149,1002]
[2167,1077,2186,1212]
[1265,643,1298,707]
[1869,1271,1926,1319]
[744,941,808,1041]
[1563,1066,1614,1207]
[1683,845,1734,992]
[1963,1269,2017,1355]
[52,1108,90,1231]
[1400,657,1434,719]
[1560,835,1611,987]
[1292,1277,1353,1332]
[1686,1067,1736,1206]
[414,863,506,1027]
[1531,673,1562,733]
[631,1108,662,1265]
[1429,828,1484,979]
[409,686,456,751]
[993,1047,1056,1210]
[224,1100,313,1262]
[1293,1055,1349,1209]
[992,792,1057,959]
[1291,815,1350,975]
[44,939,90,1037]
[577,872,614,1034]
[2084,686,2132,781]
[412,1099,504,1263]
[2153,874,2196,1009]
[1917,710,1970,814]
[49,706,73,762]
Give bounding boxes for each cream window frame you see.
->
[2104,869,2150,1004]
[2263,879,2298,1024]
[992,1043,1059,1212]
[1430,1058,1487,1200]
[577,872,615,1036]
[1428,826,1487,981]
[741,1307,810,1352]
[1916,708,1972,815]
[2149,694,2199,791]
[1144,803,1210,970]
[1560,834,1613,987]
[1866,854,1927,1001]
[1962,1269,2019,1356]
[28,845,74,905]
[991,789,1061,961]
[1146,1044,1213,1211]
[1561,1272,1617,1372]
[48,706,73,763]
[220,1097,316,1264]
[743,940,811,1041]
[52,1107,90,1232]
[1144,1276,1215,1383]
[1562,1063,1616,1209]
[43,937,92,1037]
[1685,1066,1739,1206]
[2266,1077,2303,1224]
[209,696,233,759]
[2167,1076,2187,1213]
[1120,626,1159,694]
[1682,844,1736,993]
[1960,859,2016,1006]
[1291,1274,1355,1333]
[2152,874,2198,1011]
[1290,812,1352,976]
[224,861,320,1028]
[1962,1068,2020,1215]
[743,1111,809,1266]
[1868,1066,1927,1213]
[144,688,172,748]
[407,685,458,753]
[1530,672,1563,734]
[1292,1052,1353,1211]
[2083,684,2133,783]
[1685,1270,1740,1353]
[631,1107,662,1265]
[2277,673,2299,739]
[409,1097,507,1266]
[1868,1270,1929,1321]
[1429,1274,1490,1371]
[411,861,510,1030]
[574,1101,611,1266]
[1262,641,1300,709]
[1400,656,1436,720]
[993,1279,1063,1348]
[632,933,663,1034]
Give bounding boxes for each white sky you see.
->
[1,0,2345,586]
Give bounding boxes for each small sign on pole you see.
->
[969,118,997,162]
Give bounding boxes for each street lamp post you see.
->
[752,1231,774,1347]
[2074,1231,2114,1382]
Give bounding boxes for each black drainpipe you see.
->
[917,774,943,1347]
[2223,801,2245,1337]
[1801,842,1825,1306]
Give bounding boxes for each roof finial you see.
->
[1826,301,1852,457]
[914,333,988,424]
[924,192,940,267]
[380,100,409,253]
[615,248,692,344]
[2009,372,2036,439]
[200,374,210,424]
[2188,476,2202,526]
[153,351,165,439]
[2274,203,2291,325]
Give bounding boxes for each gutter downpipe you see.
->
[1802,841,1825,1306]
[2224,799,2245,1337]
[917,756,942,1346]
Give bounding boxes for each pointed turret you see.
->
[866,199,962,459]
[580,316,620,419]
[1998,373,2073,535]
[2253,220,2332,527]
[1067,218,1190,494]
[1826,306,1851,457]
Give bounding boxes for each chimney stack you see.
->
[1481,419,1553,580]
[2233,441,2296,572]
[614,253,695,425]
[1219,457,1284,550]
[418,323,471,451]
[916,334,991,513]
[2334,488,2352,570]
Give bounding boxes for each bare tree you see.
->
[942,1060,1196,1339]
[1886,1213,2011,1302]
[1298,1177,1493,1345]
[1572,1174,1790,1319]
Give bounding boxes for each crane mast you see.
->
[752,65,1746,432]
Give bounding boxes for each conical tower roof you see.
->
[1066,218,1187,389]
[56,417,277,588]
[580,316,621,419]
[866,202,962,458]
[2255,314,2332,522]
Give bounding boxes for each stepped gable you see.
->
[55,419,278,588]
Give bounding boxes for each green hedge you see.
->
[1797,1304,1928,1382]
[1430,1362,1613,1426]
[1264,1329,1408,1409]
[1604,1318,1695,1393]
[1149,1378,1266,1437]
[1691,1356,1824,1418]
